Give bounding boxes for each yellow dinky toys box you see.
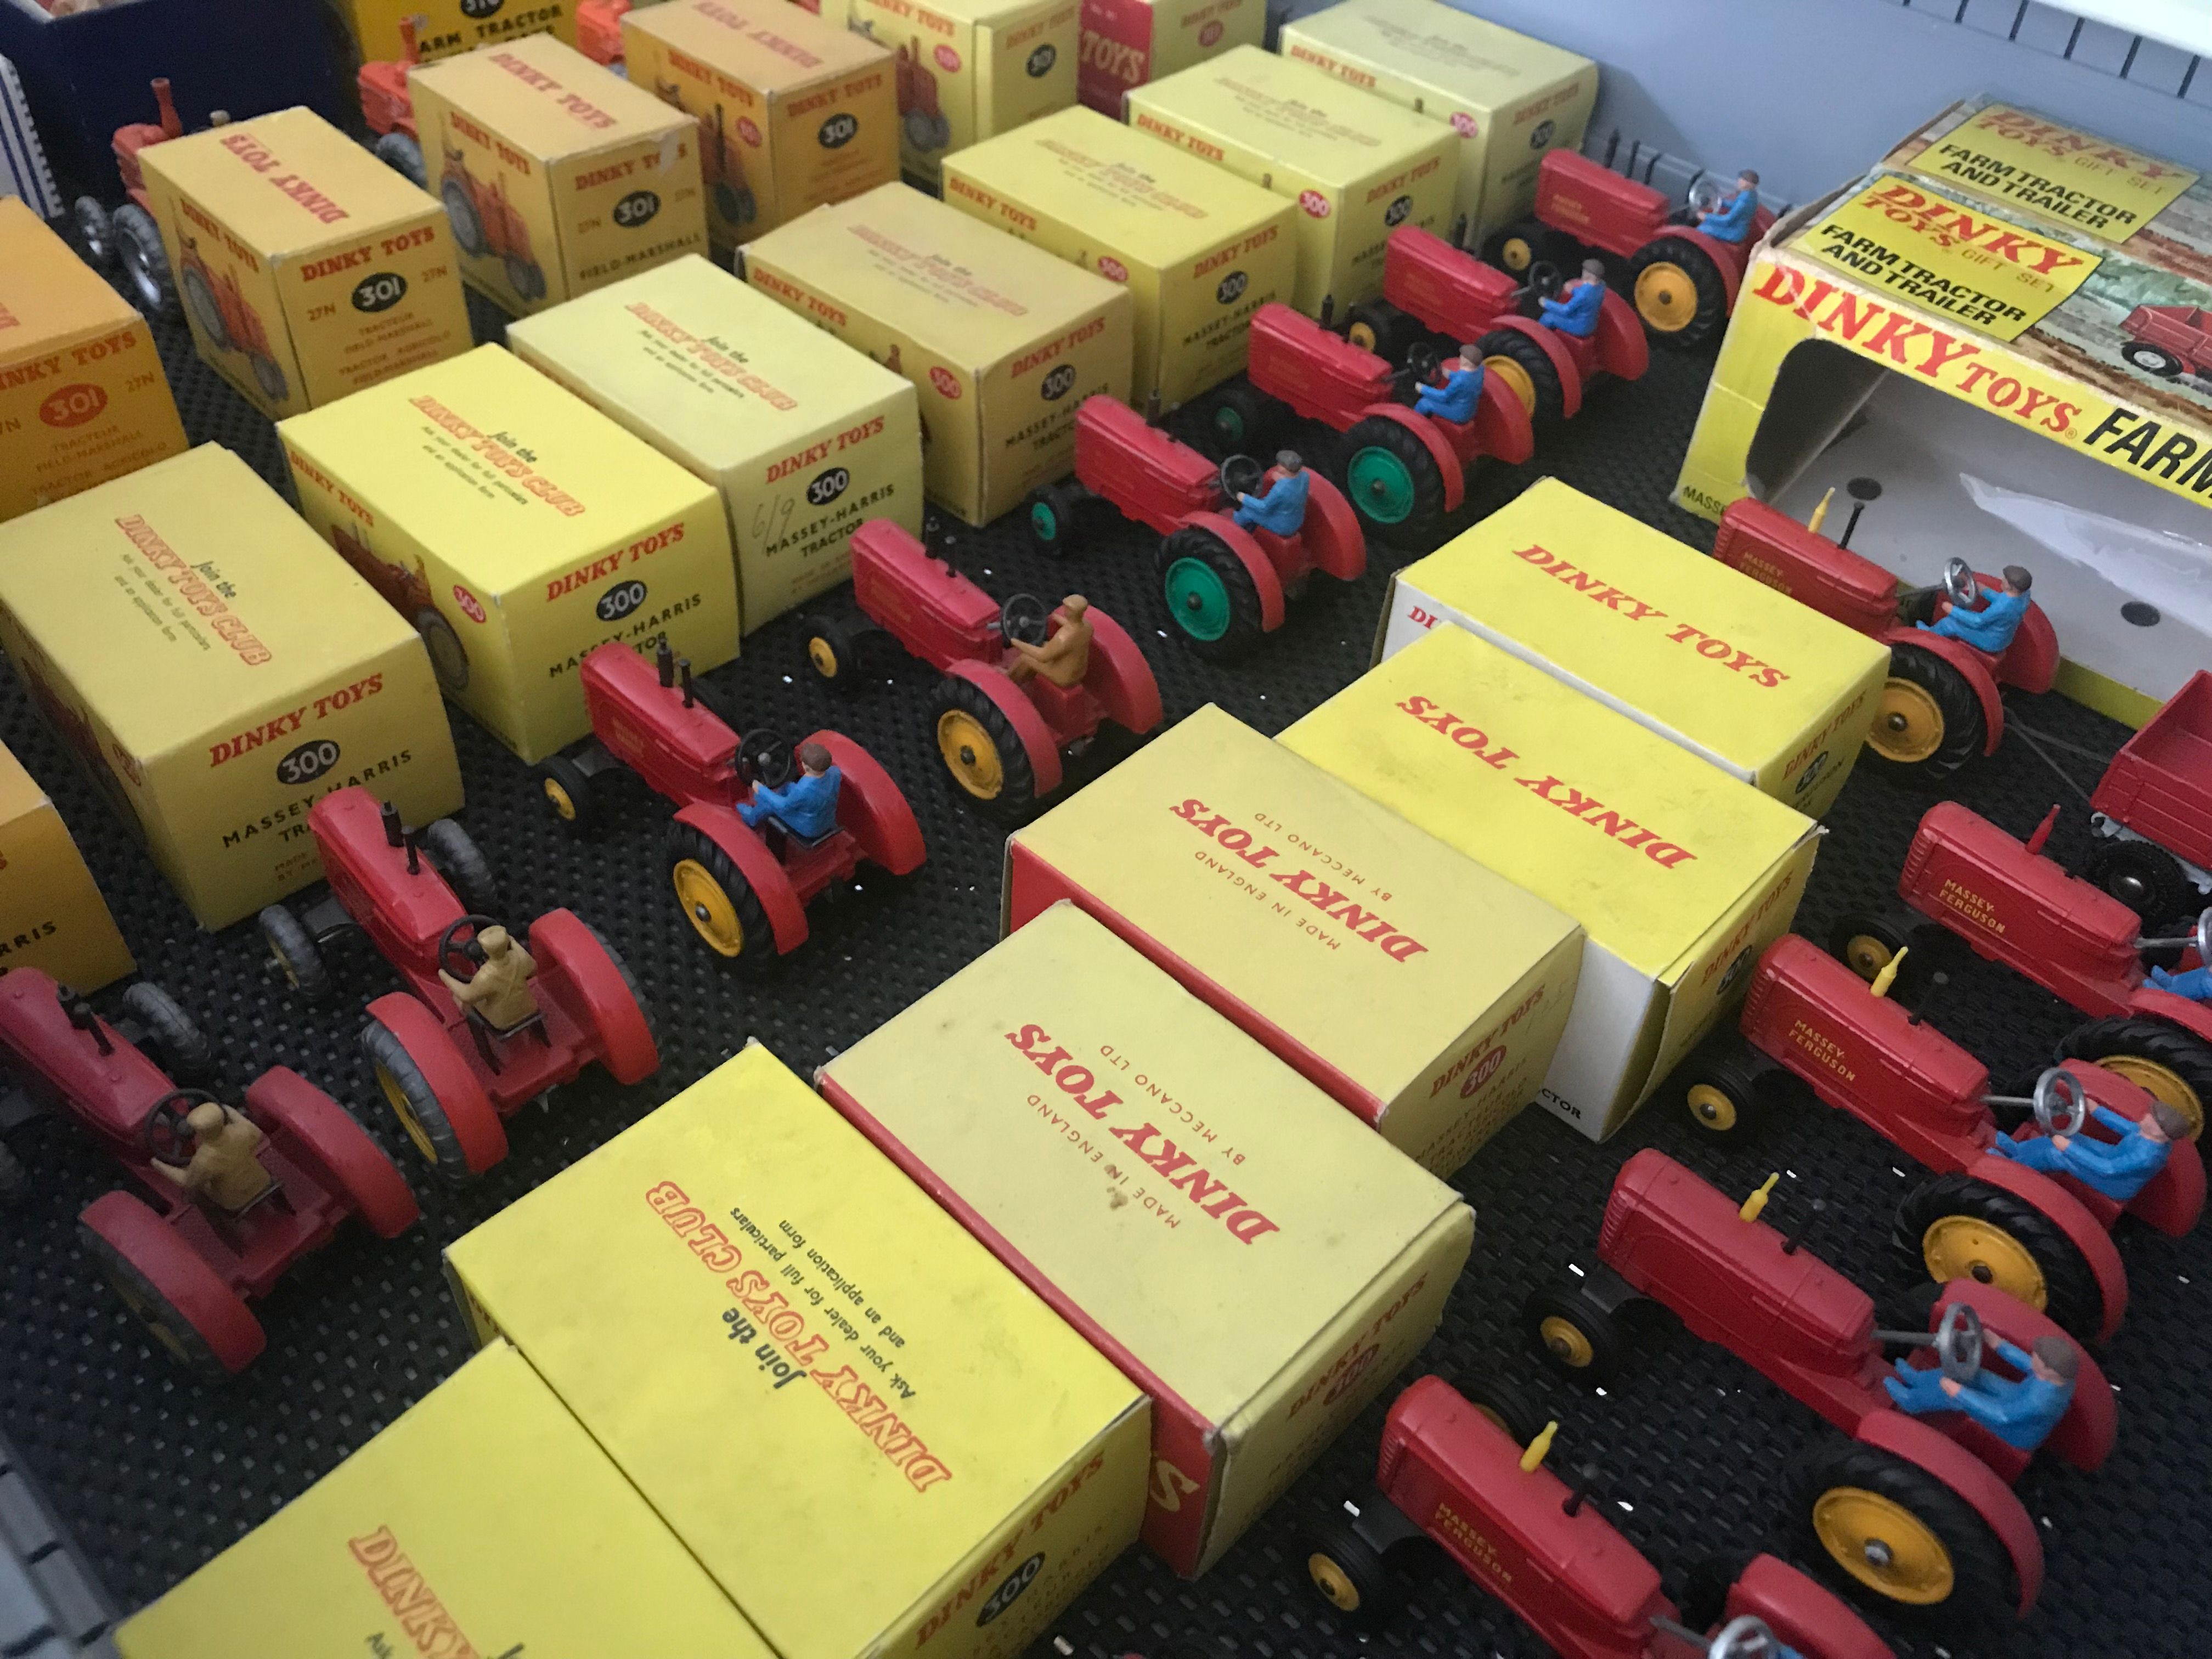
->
[135,108,473,420]
[1280,625,1822,1143]
[116,1341,779,1659]
[408,35,710,316]
[0,742,134,992]
[941,106,1295,411]
[507,256,922,631]
[1003,705,1580,1173]
[743,183,1132,524]
[278,344,739,763]
[1278,0,1594,242]
[819,901,1475,1577]
[1075,0,1262,116]
[0,200,187,524]
[1377,478,1890,819]
[845,0,1079,189]
[445,1044,1150,1659]
[1125,45,1458,315]
[331,0,579,68]
[0,446,462,932]
[621,0,899,249]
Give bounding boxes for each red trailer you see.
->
[2119,302,2212,381]
[2084,670,2212,922]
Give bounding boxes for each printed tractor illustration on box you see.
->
[651,77,754,230]
[259,787,659,1179]
[1024,396,1366,659]
[1528,1150,2117,1619]
[1713,494,2057,778]
[535,641,926,969]
[177,235,289,404]
[891,33,951,154]
[324,521,470,692]
[2081,670,2212,923]
[0,968,417,1376]
[1835,801,2212,1138]
[72,76,190,318]
[1676,934,2204,1340]
[441,144,546,304]
[801,519,1164,817]
[358,14,427,185]
[2119,303,2212,382]
[1483,149,1774,349]
[1305,1373,1895,1657]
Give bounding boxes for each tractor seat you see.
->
[764,818,839,854]
[464,1006,549,1072]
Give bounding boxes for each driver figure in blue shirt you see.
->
[1539,259,1607,338]
[1991,1097,2186,1204]
[1698,169,1762,244]
[740,740,842,840]
[2150,960,2212,1002]
[1414,346,1485,424]
[1921,564,2033,654]
[1233,451,1309,537]
[1884,1331,2079,1452]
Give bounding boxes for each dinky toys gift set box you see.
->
[0,200,188,524]
[278,343,740,763]
[115,1341,780,1659]
[621,0,900,248]
[0,741,135,994]
[819,902,1475,1576]
[845,0,1080,189]
[136,107,474,419]
[1075,0,1262,117]
[408,33,710,315]
[507,256,923,631]
[330,0,580,67]
[1378,479,1891,819]
[0,445,463,931]
[445,1045,1150,1659]
[743,182,1132,524]
[1282,625,1821,1142]
[1004,705,1581,1173]
[1277,0,1595,244]
[942,106,1295,412]
[1125,45,1458,315]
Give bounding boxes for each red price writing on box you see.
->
[929,366,963,398]
[1299,190,1330,218]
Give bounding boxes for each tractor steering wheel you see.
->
[143,1089,221,1169]
[1405,340,1441,382]
[1219,454,1266,503]
[2188,907,2212,966]
[437,915,503,985]
[1939,557,1980,610]
[2030,1066,2090,1139]
[1933,1300,1985,1384]
[1525,260,1566,300]
[1687,176,1728,217]
[1707,1617,1782,1659]
[737,728,796,791]
[999,593,1052,647]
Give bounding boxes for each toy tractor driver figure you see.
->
[1008,595,1094,689]
[1414,347,1486,424]
[1699,169,1762,243]
[1921,563,2033,654]
[740,741,843,840]
[1232,452,1310,537]
[152,1099,274,1213]
[439,923,540,1035]
[2151,960,2212,1001]
[1885,1325,2079,1454]
[1994,1095,2189,1204]
[1539,259,1608,338]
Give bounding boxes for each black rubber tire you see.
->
[1024,479,1088,557]
[1627,235,1729,349]
[1156,526,1268,663]
[114,206,174,321]
[1893,1173,2106,1342]
[258,905,334,1003]
[1523,1282,1628,1385]
[422,819,500,917]
[2056,1017,2212,1141]
[1337,415,1448,549]
[1677,1549,1760,1633]
[79,1221,228,1380]
[1187,381,1279,460]
[535,752,604,839]
[1480,221,1576,275]
[1302,1513,1398,1628]
[505,254,546,303]
[929,676,1038,818]
[1677,1032,1776,1142]
[2080,839,2191,927]
[1455,1368,1550,1447]
[0,1140,26,1205]
[667,822,778,973]
[120,982,211,1080]
[1345,298,1418,364]
[1827,909,1927,989]
[1475,326,1567,426]
[1872,1279,1947,1356]
[800,611,868,692]
[252,354,289,404]
[2119,341,2184,378]
[373,130,426,187]
[72,196,115,270]
[1864,646,1984,780]
[360,1017,473,1181]
[1796,1436,2017,1618]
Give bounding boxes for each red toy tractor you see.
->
[358,14,426,185]
[441,144,546,304]
[177,235,289,404]
[1343,225,1649,427]
[1835,801,2212,1138]
[1227,302,1534,548]
[1306,1373,1894,1657]
[258,787,659,1180]
[800,519,1163,817]
[891,34,951,154]
[325,522,469,692]
[1024,395,1365,659]
[578,0,632,67]
[1677,933,2205,1340]
[2119,302,2212,382]
[1713,494,2057,778]
[0,968,417,1376]
[537,641,926,969]
[72,77,188,318]
[2081,670,2212,923]
[1529,1150,2116,1620]
[1485,150,1775,350]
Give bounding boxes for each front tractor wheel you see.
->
[1187,381,1279,460]
[667,823,776,972]
[1678,1038,1774,1141]
[1864,645,1983,778]
[361,1018,476,1180]
[1475,328,1566,425]
[1798,1438,2015,1616]
[1338,416,1447,549]
[2119,340,2186,378]
[1523,1282,1627,1384]
[800,611,867,691]
[535,752,603,839]
[2056,1017,2211,1140]
[1024,480,1088,557]
[2079,839,2191,927]
[930,677,1037,817]
[1344,298,1417,363]
[421,818,500,916]
[1303,1515,1397,1628]
[1894,1175,2104,1341]
[1626,237,1729,348]
[259,905,333,1003]
[1156,527,1266,661]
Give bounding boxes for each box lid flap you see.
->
[411,34,694,160]
[631,0,893,88]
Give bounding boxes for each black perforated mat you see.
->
[0,287,2199,1659]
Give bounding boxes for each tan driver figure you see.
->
[1007,595,1093,690]
[438,924,540,1032]
[153,1101,274,1213]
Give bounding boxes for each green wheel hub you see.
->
[1030,500,1060,541]
[1346,445,1417,523]
[1164,556,1233,642]
[1211,403,1246,446]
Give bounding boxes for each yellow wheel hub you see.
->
[1483,352,1537,416]
[542,776,576,821]
[1306,1553,1361,1612]
[1812,1487,1956,1605]
[1843,933,1896,981]
[1347,320,1378,353]
[1686,1082,1738,1131]
[269,945,298,990]
[2097,1055,2204,1139]
[937,708,1003,800]
[106,1269,188,1361]
[1870,677,1944,763]
[1539,1314,1595,1368]
[1500,235,1533,272]
[672,857,746,958]
[807,635,840,679]
[376,1064,437,1163]
[1921,1215,2046,1309]
[1634,262,1697,332]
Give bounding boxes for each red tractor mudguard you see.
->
[365,992,509,1175]
[1182,511,1287,631]
[528,907,661,1085]
[1669,224,1752,313]
[1295,471,1366,584]
[810,730,927,877]
[1353,404,1466,514]
[1077,607,1165,738]
[1725,1554,1894,1659]
[2128,982,2212,1046]
[245,1066,419,1239]
[945,661,1065,797]
[672,804,810,957]
[1485,315,1583,420]
[1471,372,1535,466]
[2023,1060,2205,1238]
[1883,625,2006,755]
[1959,1149,2128,1341]
[1594,289,1651,381]
[1931,1278,2117,1474]
[81,1189,267,1375]
[1850,1408,2044,1616]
